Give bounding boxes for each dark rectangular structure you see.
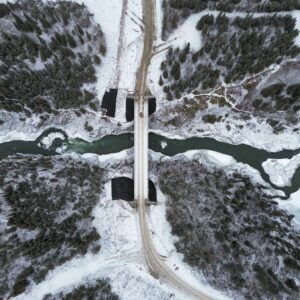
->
[148,97,156,116]
[101,89,118,117]
[111,177,157,202]
[112,177,134,202]
[125,97,156,122]
[126,97,134,122]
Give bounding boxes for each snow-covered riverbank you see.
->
[263,154,300,187]
[0,110,132,144]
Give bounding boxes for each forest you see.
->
[162,0,300,38]
[43,279,119,300]
[159,14,300,101]
[0,0,106,116]
[250,82,300,132]
[0,155,105,298]
[154,156,300,299]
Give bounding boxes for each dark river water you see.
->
[0,128,299,198]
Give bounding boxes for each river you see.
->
[0,128,299,198]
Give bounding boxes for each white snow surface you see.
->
[114,0,143,122]
[4,1,300,299]
[168,13,202,51]
[292,10,300,46]
[63,0,143,123]
[278,189,300,225]
[178,149,237,167]
[147,150,284,300]
[0,109,130,143]
[160,140,167,149]
[167,10,300,47]
[74,0,122,107]
[204,150,237,166]
[262,154,300,187]
[15,150,238,300]
[0,130,39,143]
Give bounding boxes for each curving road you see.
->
[134,0,215,299]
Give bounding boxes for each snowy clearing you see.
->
[204,150,237,167]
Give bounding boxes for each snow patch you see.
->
[92,182,139,256]
[262,154,300,187]
[169,14,202,51]
[160,140,167,149]
[150,112,300,152]
[292,10,300,46]
[15,153,195,300]
[204,150,237,167]
[81,149,129,164]
[0,130,40,143]
[278,189,300,225]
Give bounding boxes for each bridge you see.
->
[132,0,215,299]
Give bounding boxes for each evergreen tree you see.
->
[171,61,181,81]
[159,75,164,86]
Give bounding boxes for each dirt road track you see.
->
[134,0,216,299]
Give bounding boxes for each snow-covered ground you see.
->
[150,119,300,152]
[262,154,300,187]
[148,183,230,300]
[73,0,122,110]
[79,0,143,124]
[118,0,143,91]
[148,0,166,111]
[149,7,300,101]
[0,110,130,143]
[14,150,241,300]
[13,152,186,300]
[149,154,232,300]
[164,9,300,47]
[114,0,144,123]
[278,189,300,225]
[199,150,236,167]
